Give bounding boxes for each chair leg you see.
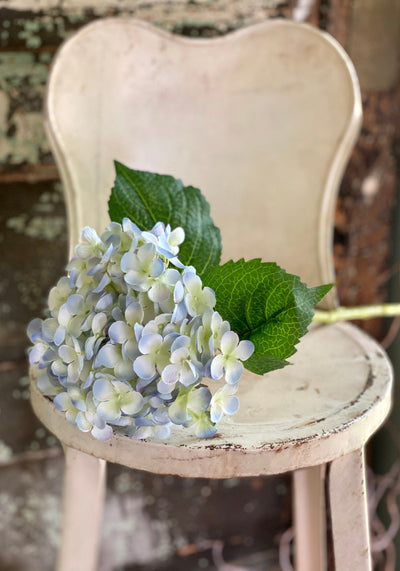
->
[329,448,371,571]
[293,464,327,571]
[57,445,107,571]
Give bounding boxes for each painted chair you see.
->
[30,18,393,570]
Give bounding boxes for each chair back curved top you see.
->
[45,18,362,310]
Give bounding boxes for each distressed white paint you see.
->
[30,18,392,571]
[329,448,372,570]
[293,465,327,570]
[31,322,392,477]
[57,446,106,571]
[45,18,362,309]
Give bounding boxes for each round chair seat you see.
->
[30,321,392,478]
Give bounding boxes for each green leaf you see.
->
[203,259,333,375]
[108,162,222,276]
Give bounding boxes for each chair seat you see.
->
[30,321,392,479]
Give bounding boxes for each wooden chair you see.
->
[30,18,393,570]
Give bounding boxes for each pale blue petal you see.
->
[134,355,156,380]
[149,257,164,278]
[194,414,217,438]
[157,379,174,396]
[202,287,216,309]
[173,280,184,303]
[93,378,114,401]
[138,333,162,355]
[182,270,200,291]
[76,412,92,432]
[54,326,66,346]
[42,321,58,345]
[97,343,119,367]
[154,424,171,439]
[169,256,185,269]
[58,304,71,327]
[210,354,225,380]
[123,340,140,361]
[225,360,244,385]
[115,359,135,381]
[164,269,180,286]
[138,242,156,265]
[85,336,96,360]
[125,302,143,326]
[93,273,111,293]
[124,270,145,287]
[236,340,255,361]
[148,282,170,303]
[91,423,113,441]
[59,345,76,364]
[97,400,121,422]
[65,409,78,424]
[187,386,212,413]
[29,342,47,365]
[132,426,154,440]
[111,380,131,394]
[102,243,114,263]
[51,360,68,377]
[161,364,180,385]
[66,294,84,315]
[81,226,101,245]
[54,392,71,411]
[134,323,143,342]
[121,250,137,273]
[37,371,60,396]
[170,335,190,353]
[67,361,81,384]
[180,366,197,387]
[171,301,187,324]
[83,372,94,389]
[121,392,143,415]
[92,312,107,335]
[168,398,189,425]
[221,331,239,355]
[95,292,114,311]
[210,406,223,424]
[109,321,130,344]
[27,318,43,343]
[122,217,142,237]
[141,230,158,245]
[222,395,240,415]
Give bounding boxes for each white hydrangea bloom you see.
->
[28,219,254,441]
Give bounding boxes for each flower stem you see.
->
[313,304,400,324]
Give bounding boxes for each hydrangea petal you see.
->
[97,400,121,422]
[109,321,130,344]
[91,424,113,441]
[220,331,239,355]
[210,354,225,380]
[225,360,244,385]
[121,391,144,415]
[134,354,156,380]
[187,387,212,413]
[93,378,114,401]
[236,340,255,361]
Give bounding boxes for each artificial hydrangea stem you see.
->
[313,303,400,324]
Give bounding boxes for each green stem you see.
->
[313,303,400,324]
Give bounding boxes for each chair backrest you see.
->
[45,18,361,310]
